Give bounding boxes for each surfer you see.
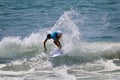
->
[44,31,62,51]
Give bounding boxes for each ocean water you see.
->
[0,0,120,80]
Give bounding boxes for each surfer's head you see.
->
[47,34,51,39]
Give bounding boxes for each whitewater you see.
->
[0,10,120,80]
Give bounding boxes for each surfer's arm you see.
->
[44,38,48,51]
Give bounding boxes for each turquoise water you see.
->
[0,0,120,80]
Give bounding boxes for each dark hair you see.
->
[47,34,51,38]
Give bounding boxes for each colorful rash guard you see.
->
[50,32,58,40]
[50,31,62,41]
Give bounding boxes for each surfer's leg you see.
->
[54,41,60,48]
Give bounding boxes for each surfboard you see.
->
[50,49,63,57]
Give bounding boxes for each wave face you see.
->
[0,11,120,63]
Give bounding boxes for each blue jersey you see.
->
[50,32,58,40]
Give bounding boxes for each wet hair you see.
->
[47,34,51,39]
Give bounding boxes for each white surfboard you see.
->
[50,49,63,57]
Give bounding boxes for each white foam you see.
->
[0,68,34,76]
[50,10,81,42]
[0,64,6,69]
[102,60,120,71]
[0,33,43,59]
[53,67,76,80]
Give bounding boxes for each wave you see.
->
[48,10,120,62]
[0,10,120,64]
[0,33,43,60]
